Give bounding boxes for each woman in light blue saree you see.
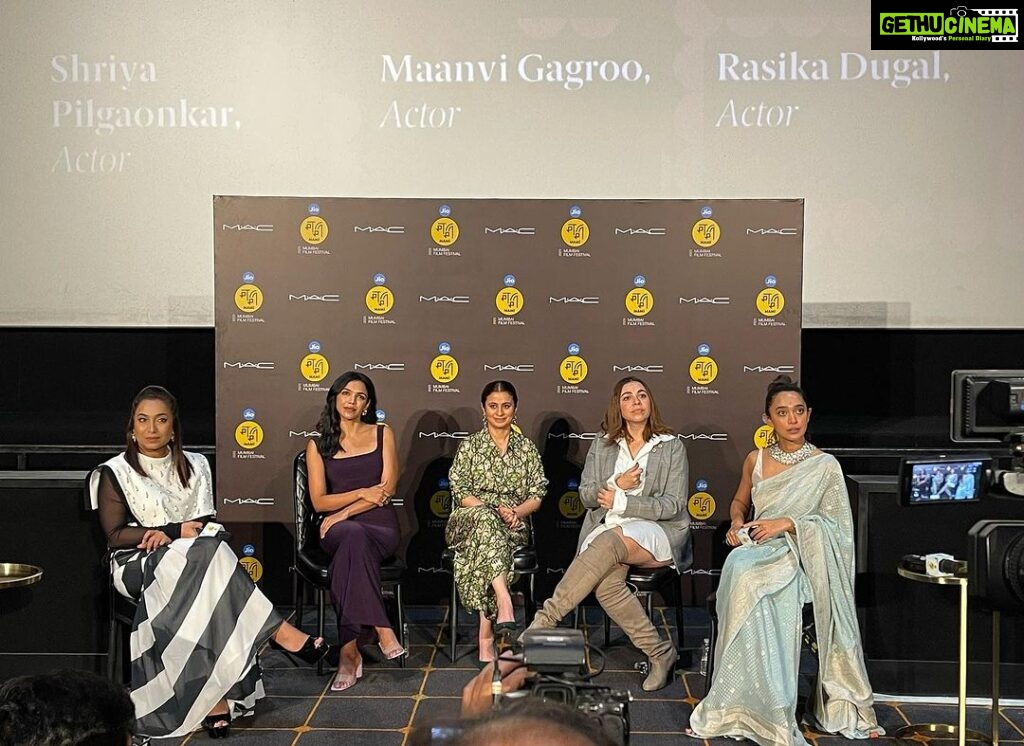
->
[688,376,883,746]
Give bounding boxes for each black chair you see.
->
[85,472,139,683]
[573,565,691,666]
[292,450,407,673]
[105,560,138,682]
[442,520,538,663]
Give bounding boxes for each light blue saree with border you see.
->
[688,451,883,746]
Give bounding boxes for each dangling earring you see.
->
[169,435,174,442]
[131,434,136,442]
[363,409,369,416]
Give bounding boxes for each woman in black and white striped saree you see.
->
[89,386,330,739]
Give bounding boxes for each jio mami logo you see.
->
[754,424,775,449]
[691,218,720,247]
[429,478,453,519]
[558,479,585,519]
[430,341,459,383]
[560,342,588,384]
[495,274,524,316]
[431,204,460,246]
[235,407,264,450]
[756,275,785,317]
[625,275,654,317]
[688,479,716,521]
[301,340,330,382]
[300,213,329,245]
[561,204,590,248]
[689,343,719,385]
[234,271,263,313]
[365,273,394,315]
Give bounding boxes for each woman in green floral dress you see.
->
[445,380,548,661]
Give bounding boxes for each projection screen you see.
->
[1,0,1021,328]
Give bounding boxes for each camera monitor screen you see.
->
[900,456,988,506]
[951,369,1024,443]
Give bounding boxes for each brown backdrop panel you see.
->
[214,197,803,602]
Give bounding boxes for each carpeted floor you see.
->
[146,604,1022,745]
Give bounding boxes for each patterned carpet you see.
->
[146,605,1022,745]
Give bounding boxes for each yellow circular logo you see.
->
[429,490,452,518]
[431,217,459,246]
[688,491,716,521]
[689,356,718,384]
[558,491,585,519]
[561,218,590,248]
[756,288,785,317]
[239,557,263,583]
[430,354,459,383]
[495,287,524,316]
[234,284,263,313]
[625,288,654,317]
[234,421,264,450]
[691,219,720,247]
[300,216,329,245]
[301,353,330,382]
[754,425,775,449]
[365,285,394,315]
[559,355,588,384]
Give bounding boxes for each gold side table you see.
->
[0,563,43,590]
[895,566,993,746]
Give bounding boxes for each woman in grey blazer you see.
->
[526,377,690,691]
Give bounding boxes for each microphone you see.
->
[901,553,967,577]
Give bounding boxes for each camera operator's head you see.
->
[450,697,617,746]
[0,670,136,746]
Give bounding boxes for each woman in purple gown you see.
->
[306,371,405,692]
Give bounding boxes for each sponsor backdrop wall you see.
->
[215,196,802,601]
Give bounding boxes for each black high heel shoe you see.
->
[201,711,231,739]
[269,634,332,665]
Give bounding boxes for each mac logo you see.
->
[222,224,273,232]
[484,227,536,235]
[549,296,599,304]
[222,361,275,370]
[678,433,729,441]
[288,294,340,302]
[746,228,798,236]
[419,295,470,303]
[743,365,795,374]
[354,363,406,371]
[222,497,275,506]
[614,227,667,236]
[679,297,730,305]
[483,364,535,372]
[612,365,664,373]
[417,432,470,439]
[353,225,405,234]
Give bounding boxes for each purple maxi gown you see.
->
[320,425,400,645]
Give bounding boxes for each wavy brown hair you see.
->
[600,376,673,444]
[124,385,193,487]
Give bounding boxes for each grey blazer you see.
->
[577,435,692,571]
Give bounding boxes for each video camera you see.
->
[505,628,632,745]
[895,371,1024,613]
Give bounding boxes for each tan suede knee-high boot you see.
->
[595,564,678,691]
[529,530,629,629]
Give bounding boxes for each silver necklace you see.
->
[768,441,816,465]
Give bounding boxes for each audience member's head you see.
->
[0,670,135,746]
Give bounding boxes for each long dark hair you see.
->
[124,385,193,487]
[480,380,518,408]
[316,371,378,458]
[600,376,673,444]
